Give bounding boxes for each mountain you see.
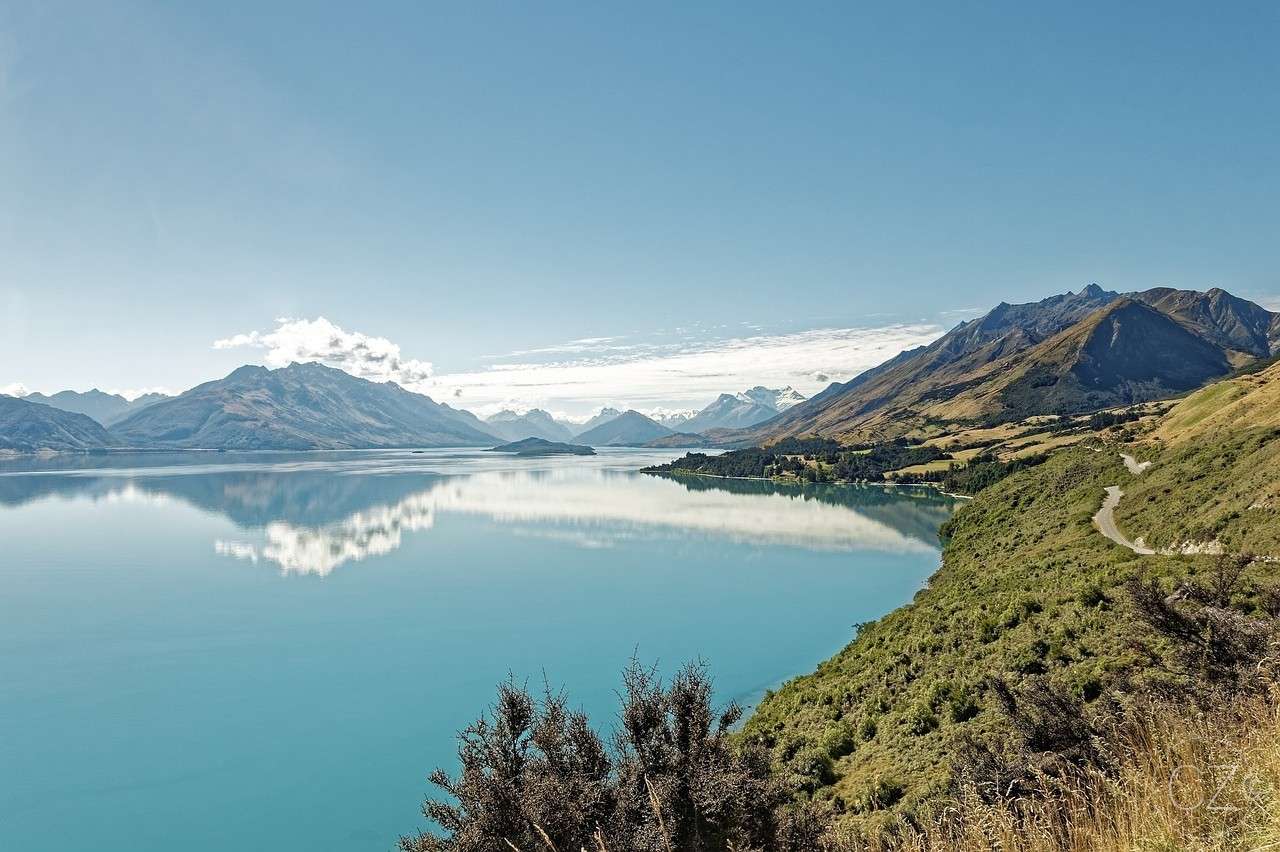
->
[486,437,595,456]
[938,299,1234,422]
[484,409,577,443]
[22,389,169,426]
[109,362,499,449]
[738,386,806,411]
[682,394,779,433]
[1130,286,1280,359]
[0,395,113,452]
[571,407,623,436]
[679,386,810,434]
[733,285,1276,444]
[575,410,674,446]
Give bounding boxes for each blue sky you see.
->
[2,1,1278,415]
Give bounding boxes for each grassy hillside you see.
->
[742,411,1280,826]
[831,687,1280,851]
[742,449,1141,815]
[1115,360,1280,557]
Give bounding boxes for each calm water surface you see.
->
[0,448,961,851]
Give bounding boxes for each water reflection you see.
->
[0,450,962,576]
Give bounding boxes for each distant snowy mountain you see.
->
[737,386,806,412]
[649,409,698,430]
[681,386,809,433]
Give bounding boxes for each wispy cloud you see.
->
[495,336,632,358]
[1,382,30,397]
[214,317,433,386]
[432,324,943,415]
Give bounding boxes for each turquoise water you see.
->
[0,449,961,851]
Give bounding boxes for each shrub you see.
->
[907,705,940,736]
[820,724,857,759]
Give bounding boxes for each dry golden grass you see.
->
[829,684,1280,852]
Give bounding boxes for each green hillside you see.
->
[742,369,1280,826]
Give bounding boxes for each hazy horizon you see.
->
[3,3,1279,415]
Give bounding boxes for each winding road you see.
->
[1093,485,1155,555]
[1092,452,1156,555]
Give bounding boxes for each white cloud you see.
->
[213,317,433,387]
[1,382,30,397]
[108,386,174,401]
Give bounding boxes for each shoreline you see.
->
[642,467,974,499]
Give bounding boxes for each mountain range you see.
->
[4,286,1274,454]
[20,389,169,426]
[109,362,499,449]
[728,285,1279,445]
[663,386,808,435]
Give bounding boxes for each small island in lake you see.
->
[486,437,597,456]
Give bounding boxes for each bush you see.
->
[401,660,789,852]
[820,724,857,759]
[853,777,905,812]
[948,690,980,723]
[787,746,836,793]
[907,705,940,735]
[858,715,879,742]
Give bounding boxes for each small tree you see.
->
[401,661,802,852]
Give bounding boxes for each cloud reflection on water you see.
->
[213,468,954,576]
[0,450,961,577]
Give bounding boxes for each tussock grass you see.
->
[830,685,1280,852]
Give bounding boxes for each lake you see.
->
[0,448,962,851]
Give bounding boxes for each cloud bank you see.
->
[433,324,942,416]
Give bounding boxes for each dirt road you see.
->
[1092,485,1156,555]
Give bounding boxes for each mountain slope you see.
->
[23,389,169,426]
[1153,357,1280,443]
[484,409,577,443]
[575,410,673,446]
[736,285,1274,444]
[109,362,499,449]
[0,396,113,452]
[934,299,1234,423]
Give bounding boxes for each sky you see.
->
[2,1,1278,416]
